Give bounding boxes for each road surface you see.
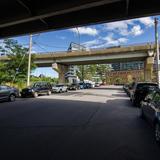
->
[0,86,159,160]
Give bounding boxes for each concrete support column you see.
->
[144,57,154,82]
[52,63,69,83]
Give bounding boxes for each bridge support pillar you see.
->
[52,63,69,83]
[144,57,154,82]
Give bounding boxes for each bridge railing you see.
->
[35,42,157,55]
[90,42,156,51]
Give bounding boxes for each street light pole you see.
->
[27,34,32,86]
[76,27,84,81]
[155,18,160,87]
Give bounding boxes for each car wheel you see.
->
[9,94,16,102]
[47,90,51,95]
[155,123,160,143]
[59,89,62,93]
[33,92,38,98]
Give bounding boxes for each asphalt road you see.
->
[0,86,159,160]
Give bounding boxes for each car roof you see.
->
[136,82,158,85]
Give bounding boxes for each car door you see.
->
[0,86,4,100]
[0,86,10,100]
[62,85,65,92]
[148,92,160,123]
[142,91,155,119]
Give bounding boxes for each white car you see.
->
[52,85,68,93]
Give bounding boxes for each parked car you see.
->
[79,82,85,89]
[0,85,19,102]
[52,84,68,93]
[123,84,130,96]
[68,83,80,90]
[21,82,52,98]
[86,83,92,89]
[95,82,100,87]
[140,89,160,143]
[130,82,158,106]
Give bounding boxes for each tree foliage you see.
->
[76,64,111,82]
[0,39,36,84]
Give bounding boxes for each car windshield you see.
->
[55,85,63,87]
[30,83,42,88]
[137,83,158,90]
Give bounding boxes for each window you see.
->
[0,86,8,90]
[145,91,156,101]
[153,93,160,105]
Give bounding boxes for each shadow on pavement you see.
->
[0,97,159,160]
[91,87,123,91]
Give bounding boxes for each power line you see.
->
[33,42,50,52]
[33,41,67,49]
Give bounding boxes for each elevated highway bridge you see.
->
[0,43,156,83]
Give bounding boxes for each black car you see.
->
[21,82,52,98]
[130,82,158,106]
[140,89,160,143]
[68,83,80,90]
[0,85,19,102]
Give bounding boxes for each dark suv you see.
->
[0,85,19,102]
[21,82,52,98]
[140,89,160,143]
[68,83,80,90]
[130,82,158,106]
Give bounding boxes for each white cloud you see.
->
[83,34,128,49]
[137,17,154,27]
[70,27,99,36]
[105,20,134,36]
[83,39,100,48]
[131,25,144,36]
[104,17,153,37]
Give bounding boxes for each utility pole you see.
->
[155,18,160,87]
[76,27,84,81]
[27,34,32,86]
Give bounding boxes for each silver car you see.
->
[52,84,68,93]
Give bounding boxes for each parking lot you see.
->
[0,86,159,160]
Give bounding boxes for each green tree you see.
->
[0,62,10,84]
[96,64,111,83]
[76,64,111,82]
[0,39,36,84]
[76,65,97,81]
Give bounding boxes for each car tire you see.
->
[9,94,16,102]
[66,89,68,92]
[155,123,160,143]
[33,92,38,98]
[59,89,62,93]
[47,90,51,95]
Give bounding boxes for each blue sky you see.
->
[3,16,160,78]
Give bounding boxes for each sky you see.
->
[1,15,160,78]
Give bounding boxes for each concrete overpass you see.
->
[33,44,155,67]
[0,0,160,38]
[0,44,156,83]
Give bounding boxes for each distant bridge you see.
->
[0,43,155,67]
[0,43,155,83]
